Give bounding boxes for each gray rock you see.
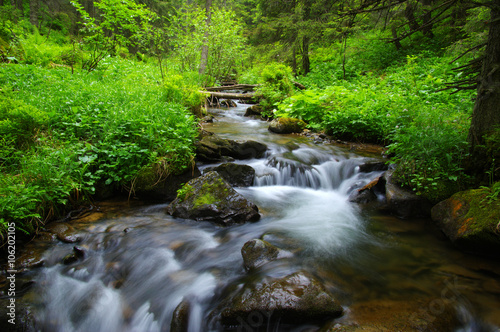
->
[384,170,432,218]
[166,171,260,226]
[195,135,267,162]
[241,239,292,271]
[216,271,343,326]
[204,163,255,187]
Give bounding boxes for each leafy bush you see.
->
[0,91,50,150]
[255,62,295,111]
[163,72,205,114]
[0,59,198,237]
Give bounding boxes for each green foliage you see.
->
[276,43,475,199]
[0,59,198,237]
[71,0,155,71]
[20,28,74,66]
[255,62,294,111]
[166,4,247,83]
[163,72,205,113]
[0,91,49,150]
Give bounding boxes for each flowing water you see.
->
[10,104,500,331]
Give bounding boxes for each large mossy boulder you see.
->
[195,134,267,162]
[241,239,292,271]
[215,271,343,326]
[268,117,307,134]
[166,171,260,226]
[204,163,255,187]
[431,186,500,256]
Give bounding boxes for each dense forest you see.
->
[1,0,499,238]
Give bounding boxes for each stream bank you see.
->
[1,103,500,331]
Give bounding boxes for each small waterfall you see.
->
[253,147,382,195]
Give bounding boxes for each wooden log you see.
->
[204,84,260,92]
[200,91,256,100]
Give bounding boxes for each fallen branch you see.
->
[200,91,256,100]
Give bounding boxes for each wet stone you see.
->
[166,171,260,226]
[216,271,343,326]
[241,239,292,271]
[46,223,83,243]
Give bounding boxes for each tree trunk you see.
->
[199,0,212,76]
[29,0,39,27]
[302,36,310,75]
[392,26,403,50]
[404,2,420,32]
[467,0,500,180]
[420,0,434,38]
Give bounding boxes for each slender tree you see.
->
[30,0,39,27]
[199,0,212,75]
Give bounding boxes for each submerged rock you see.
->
[46,223,83,243]
[215,271,343,326]
[204,163,255,187]
[268,117,307,134]
[321,298,458,332]
[195,134,267,162]
[166,171,260,226]
[241,239,292,271]
[431,187,500,257]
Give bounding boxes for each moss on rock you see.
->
[268,117,307,134]
[166,171,260,226]
[431,186,500,256]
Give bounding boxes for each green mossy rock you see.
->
[431,187,500,257]
[268,117,307,134]
[216,271,343,326]
[166,171,260,226]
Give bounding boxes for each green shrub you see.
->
[163,72,205,114]
[255,62,295,111]
[0,59,198,237]
[0,92,49,148]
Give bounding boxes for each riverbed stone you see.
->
[268,117,307,134]
[166,171,260,226]
[241,239,292,271]
[244,105,269,120]
[216,271,343,326]
[171,300,190,332]
[45,223,83,243]
[384,170,433,218]
[320,298,458,332]
[204,163,255,187]
[431,186,500,257]
[195,134,267,162]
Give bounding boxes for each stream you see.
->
[6,103,500,331]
